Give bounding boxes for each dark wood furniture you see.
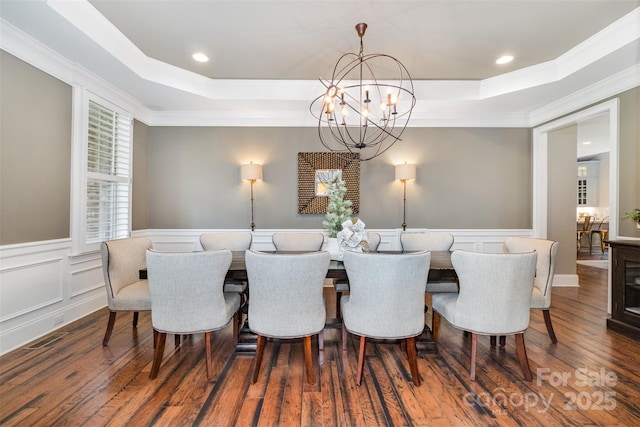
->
[607,240,640,339]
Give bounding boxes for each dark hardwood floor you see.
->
[2,257,639,426]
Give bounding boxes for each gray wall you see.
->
[146,127,532,230]
[0,51,71,245]
[617,87,640,238]
[1,47,638,246]
[548,125,578,274]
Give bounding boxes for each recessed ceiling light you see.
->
[496,55,514,65]
[192,52,209,63]
[582,141,592,145]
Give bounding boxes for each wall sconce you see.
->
[241,162,263,231]
[395,162,416,231]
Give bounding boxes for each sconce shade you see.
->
[241,163,263,181]
[395,163,416,182]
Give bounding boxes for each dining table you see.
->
[226,250,457,354]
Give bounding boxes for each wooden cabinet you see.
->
[607,240,640,338]
[577,161,599,206]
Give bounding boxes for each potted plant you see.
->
[623,208,640,228]
[323,179,352,258]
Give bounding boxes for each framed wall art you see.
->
[297,152,360,214]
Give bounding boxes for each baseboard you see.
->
[553,274,579,287]
[0,294,106,356]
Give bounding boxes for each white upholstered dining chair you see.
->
[100,237,153,346]
[341,251,431,386]
[431,250,537,381]
[504,237,559,343]
[245,250,330,384]
[146,250,241,381]
[271,232,324,251]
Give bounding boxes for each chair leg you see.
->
[150,331,166,379]
[499,336,506,347]
[490,336,496,347]
[102,311,117,346]
[470,333,477,381]
[356,336,366,386]
[515,333,533,381]
[132,311,139,327]
[252,335,266,384]
[303,335,315,385]
[205,331,214,381]
[175,335,181,347]
[232,312,239,345]
[342,321,348,351]
[336,290,342,319]
[406,337,420,386]
[542,309,558,343]
[153,329,158,349]
[432,311,440,341]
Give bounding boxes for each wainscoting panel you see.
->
[0,256,64,322]
[69,254,104,298]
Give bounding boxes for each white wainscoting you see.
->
[2,227,578,356]
[0,239,106,355]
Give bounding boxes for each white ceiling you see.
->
[0,0,639,131]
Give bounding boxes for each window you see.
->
[72,91,133,254]
[85,100,132,244]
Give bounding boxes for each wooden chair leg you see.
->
[432,311,440,341]
[356,336,366,386]
[252,335,266,384]
[153,329,158,349]
[103,311,117,346]
[515,333,533,381]
[336,290,342,319]
[490,336,496,347]
[303,335,315,384]
[150,331,166,379]
[342,321,348,351]
[470,333,477,381]
[132,311,139,327]
[499,336,506,347]
[232,312,239,344]
[205,331,214,381]
[406,337,420,386]
[542,309,558,343]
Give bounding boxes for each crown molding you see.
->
[3,8,638,129]
[529,64,640,127]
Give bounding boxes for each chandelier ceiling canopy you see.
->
[310,23,416,161]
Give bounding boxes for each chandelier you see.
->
[310,23,416,161]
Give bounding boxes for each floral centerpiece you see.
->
[323,178,352,238]
[337,217,369,260]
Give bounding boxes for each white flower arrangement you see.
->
[336,217,369,259]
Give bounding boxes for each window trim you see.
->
[71,87,133,255]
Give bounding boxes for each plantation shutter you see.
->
[85,100,132,244]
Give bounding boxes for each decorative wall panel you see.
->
[297,152,360,214]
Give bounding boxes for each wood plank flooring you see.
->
[2,262,640,426]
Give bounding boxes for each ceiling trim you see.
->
[47,1,640,105]
[2,8,638,129]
